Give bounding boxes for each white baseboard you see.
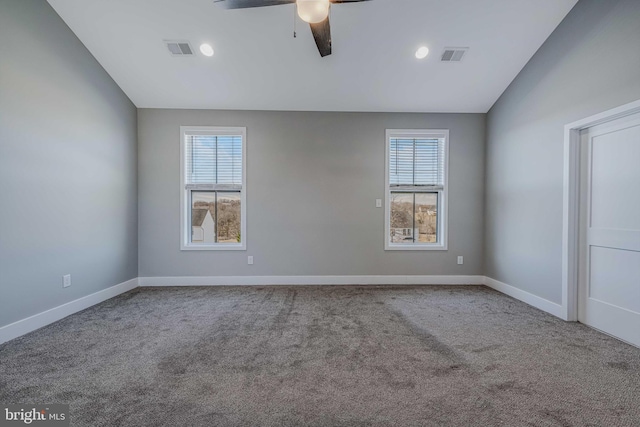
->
[139,275,485,287]
[0,278,139,345]
[483,276,564,318]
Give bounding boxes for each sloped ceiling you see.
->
[47,0,578,112]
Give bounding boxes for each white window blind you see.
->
[389,137,445,191]
[185,134,243,191]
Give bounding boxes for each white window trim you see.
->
[384,129,449,251]
[180,126,247,251]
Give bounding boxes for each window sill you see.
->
[181,244,246,251]
[385,243,447,251]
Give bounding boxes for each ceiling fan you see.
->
[214,0,372,57]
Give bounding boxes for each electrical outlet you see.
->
[248,256,254,265]
[375,199,382,208]
[63,274,71,288]
[457,256,464,265]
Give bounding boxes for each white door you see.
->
[578,112,640,347]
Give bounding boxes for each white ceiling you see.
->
[47,0,577,113]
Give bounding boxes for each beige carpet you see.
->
[1,285,639,426]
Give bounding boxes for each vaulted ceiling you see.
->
[47,0,577,112]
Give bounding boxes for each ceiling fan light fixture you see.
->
[297,0,330,24]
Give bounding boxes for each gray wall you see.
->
[0,0,138,327]
[485,0,640,303]
[139,109,485,277]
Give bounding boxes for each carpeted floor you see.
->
[1,286,639,426]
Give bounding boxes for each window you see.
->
[180,126,246,250]
[385,129,448,250]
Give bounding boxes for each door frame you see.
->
[562,99,640,321]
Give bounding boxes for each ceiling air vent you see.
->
[165,40,194,56]
[441,47,468,62]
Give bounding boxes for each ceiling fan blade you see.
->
[214,0,294,9]
[309,17,331,57]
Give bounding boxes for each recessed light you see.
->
[200,43,214,57]
[415,46,429,59]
